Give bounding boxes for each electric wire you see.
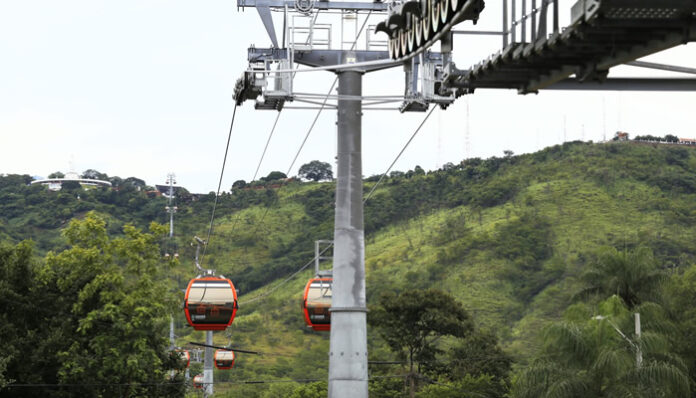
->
[200,103,238,267]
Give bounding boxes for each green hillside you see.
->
[3,140,696,397]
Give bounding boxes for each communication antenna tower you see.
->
[165,173,177,238]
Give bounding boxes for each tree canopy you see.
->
[0,213,185,397]
[298,160,333,182]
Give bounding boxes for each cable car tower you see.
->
[234,0,483,396]
[183,237,239,397]
[234,1,696,397]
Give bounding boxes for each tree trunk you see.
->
[409,350,415,398]
[409,374,415,398]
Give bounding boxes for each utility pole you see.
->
[329,70,368,397]
[635,312,642,368]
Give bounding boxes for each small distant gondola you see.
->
[302,277,332,331]
[184,276,238,331]
[192,374,204,389]
[176,349,190,368]
[214,349,236,370]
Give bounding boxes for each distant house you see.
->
[155,184,185,198]
[31,172,112,191]
[679,137,696,145]
[614,131,629,141]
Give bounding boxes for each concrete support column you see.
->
[328,70,368,398]
[204,331,214,397]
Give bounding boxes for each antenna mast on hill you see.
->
[165,173,177,238]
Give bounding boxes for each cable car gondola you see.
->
[192,374,204,389]
[214,349,236,370]
[302,277,332,331]
[184,276,238,331]
[176,349,190,368]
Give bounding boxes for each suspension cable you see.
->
[238,105,436,304]
[241,10,374,257]
[200,103,238,267]
[364,106,437,203]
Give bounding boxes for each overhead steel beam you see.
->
[546,78,696,91]
[238,0,388,11]
[627,60,696,76]
[256,4,279,48]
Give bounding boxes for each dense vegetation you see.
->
[3,141,696,396]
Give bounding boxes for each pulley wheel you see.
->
[400,29,408,56]
[413,15,423,47]
[440,0,450,23]
[393,36,402,58]
[451,0,458,12]
[431,0,440,33]
[388,38,395,59]
[407,23,415,52]
[422,3,431,41]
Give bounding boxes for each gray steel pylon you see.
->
[328,70,368,397]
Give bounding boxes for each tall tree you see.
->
[44,212,183,397]
[298,160,333,182]
[511,297,689,398]
[370,289,474,397]
[0,213,185,397]
[576,246,666,309]
[81,169,108,180]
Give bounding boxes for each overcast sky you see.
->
[1,1,694,193]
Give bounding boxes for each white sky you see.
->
[1,1,694,193]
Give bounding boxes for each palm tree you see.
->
[576,246,666,309]
[511,297,689,398]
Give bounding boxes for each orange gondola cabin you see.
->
[302,278,332,331]
[214,349,236,370]
[184,276,238,331]
[176,350,190,368]
[192,374,204,389]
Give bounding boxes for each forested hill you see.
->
[3,140,696,397]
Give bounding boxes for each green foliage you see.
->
[263,171,288,182]
[233,179,248,189]
[512,296,689,397]
[81,169,108,180]
[287,381,327,397]
[577,246,665,309]
[298,160,333,182]
[416,374,502,398]
[371,289,473,368]
[5,141,696,395]
[370,289,474,396]
[0,213,184,397]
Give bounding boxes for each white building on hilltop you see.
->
[31,171,112,191]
